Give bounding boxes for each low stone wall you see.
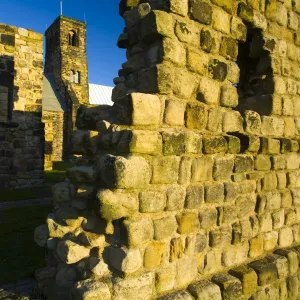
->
[0,24,44,189]
[34,0,300,299]
[43,111,65,170]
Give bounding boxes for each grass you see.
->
[0,205,51,284]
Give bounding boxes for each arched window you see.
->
[70,70,74,83]
[74,71,81,84]
[68,30,77,46]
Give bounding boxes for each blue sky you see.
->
[0,0,125,86]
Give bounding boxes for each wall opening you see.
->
[236,29,274,115]
[68,30,77,46]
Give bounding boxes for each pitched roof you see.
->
[42,75,67,112]
[89,83,113,106]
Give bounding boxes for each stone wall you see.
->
[35,0,300,299]
[43,111,65,170]
[0,24,44,189]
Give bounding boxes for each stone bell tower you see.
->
[44,15,89,105]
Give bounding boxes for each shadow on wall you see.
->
[236,28,276,115]
[0,55,44,190]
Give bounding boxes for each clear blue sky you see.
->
[0,0,125,86]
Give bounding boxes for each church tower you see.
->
[44,15,89,105]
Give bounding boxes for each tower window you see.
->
[70,70,74,83]
[74,71,80,84]
[68,30,77,46]
[70,70,81,84]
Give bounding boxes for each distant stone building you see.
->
[0,24,44,189]
[42,16,113,169]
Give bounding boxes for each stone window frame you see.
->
[70,70,81,84]
[68,30,78,47]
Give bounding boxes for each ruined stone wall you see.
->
[0,24,44,189]
[35,0,300,299]
[43,111,65,170]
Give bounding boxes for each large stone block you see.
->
[113,272,154,300]
[156,264,176,294]
[191,156,213,182]
[140,10,173,42]
[129,93,161,126]
[72,280,111,300]
[185,102,207,130]
[176,257,197,288]
[164,100,185,126]
[109,247,142,274]
[153,216,177,240]
[130,130,162,155]
[197,77,220,105]
[177,212,199,234]
[143,242,165,269]
[139,190,166,213]
[166,187,186,211]
[152,156,180,184]
[56,240,90,264]
[162,131,185,155]
[188,280,222,300]
[190,0,213,25]
[205,183,224,203]
[213,155,234,181]
[124,218,154,247]
[97,189,138,221]
[229,265,258,295]
[173,69,199,99]
[98,155,151,189]
[212,274,243,300]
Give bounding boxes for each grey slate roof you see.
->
[89,83,113,106]
[42,75,66,112]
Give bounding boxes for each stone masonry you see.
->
[35,0,300,299]
[0,24,44,189]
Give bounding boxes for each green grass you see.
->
[44,170,66,183]
[0,205,51,284]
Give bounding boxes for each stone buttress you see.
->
[35,0,300,299]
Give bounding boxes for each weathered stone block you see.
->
[249,235,264,259]
[248,259,279,286]
[231,17,247,41]
[220,85,238,107]
[178,156,192,185]
[186,102,207,130]
[162,131,185,155]
[72,280,111,300]
[209,59,228,81]
[152,156,180,184]
[222,111,243,132]
[235,155,254,173]
[113,272,154,300]
[130,93,161,126]
[130,130,162,155]
[203,136,227,154]
[173,69,199,99]
[153,216,177,240]
[229,265,258,295]
[262,172,278,191]
[191,156,213,182]
[212,274,243,300]
[109,247,142,274]
[186,185,204,209]
[97,189,138,221]
[139,190,166,213]
[124,218,153,247]
[187,48,209,75]
[201,29,220,53]
[245,110,261,134]
[266,254,289,279]
[140,10,173,42]
[255,155,271,171]
[209,227,232,248]
[199,207,217,230]
[143,242,165,269]
[190,0,212,25]
[158,290,193,300]
[98,155,151,189]
[197,77,220,105]
[213,155,234,181]
[212,7,231,34]
[166,187,186,211]
[184,131,202,154]
[176,257,197,289]
[205,183,224,203]
[188,280,222,300]
[56,240,90,264]
[279,227,294,247]
[220,37,238,60]
[260,138,281,154]
[156,264,176,294]
[164,100,185,126]
[177,212,199,234]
